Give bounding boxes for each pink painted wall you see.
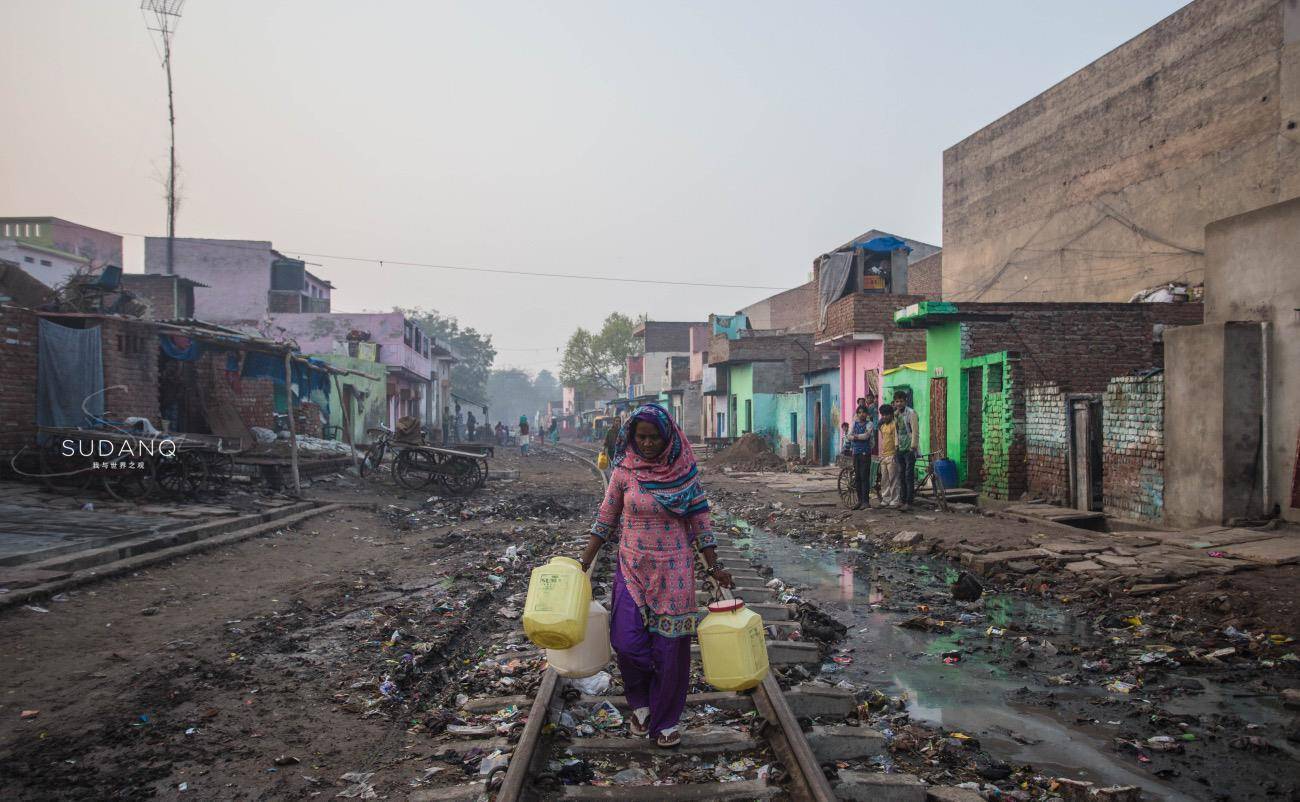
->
[254,311,431,377]
[837,339,883,421]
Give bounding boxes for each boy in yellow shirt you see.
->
[876,404,900,508]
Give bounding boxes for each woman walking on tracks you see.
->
[578,404,733,747]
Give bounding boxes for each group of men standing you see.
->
[843,389,920,511]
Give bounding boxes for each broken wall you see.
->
[1103,374,1167,522]
[0,305,38,454]
[1025,382,1070,504]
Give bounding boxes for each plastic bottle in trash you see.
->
[697,599,769,691]
[522,556,591,649]
[546,600,610,678]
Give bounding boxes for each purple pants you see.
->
[611,565,692,738]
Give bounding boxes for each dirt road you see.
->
[0,448,598,800]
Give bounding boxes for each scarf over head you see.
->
[612,403,708,518]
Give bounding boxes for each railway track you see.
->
[464,440,841,801]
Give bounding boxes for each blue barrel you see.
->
[934,458,959,490]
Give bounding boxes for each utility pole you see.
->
[142,1,186,274]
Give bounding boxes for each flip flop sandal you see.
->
[629,711,649,737]
[656,729,681,748]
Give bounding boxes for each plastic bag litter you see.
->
[590,700,623,729]
[568,671,611,696]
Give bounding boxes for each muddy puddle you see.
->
[724,516,1294,801]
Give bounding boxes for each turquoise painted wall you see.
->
[769,392,802,455]
[728,364,754,437]
[804,368,840,464]
[311,354,388,445]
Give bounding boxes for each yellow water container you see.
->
[546,600,611,678]
[698,599,769,691]
[522,556,592,649]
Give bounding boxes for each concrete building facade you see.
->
[943,0,1300,303]
[144,238,333,320]
[1165,195,1300,525]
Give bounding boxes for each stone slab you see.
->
[927,788,986,802]
[566,728,756,755]
[806,725,887,761]
[562,780,778,800]
[835,770,926,802]
[1095,554,1139,568]
[1065,560,1104,572]
[1215,536,1300,566]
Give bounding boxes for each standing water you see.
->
[725,516,1203,801]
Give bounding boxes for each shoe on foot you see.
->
[656,728,681,748]
[629,708,649,737]
[851,503,863,511]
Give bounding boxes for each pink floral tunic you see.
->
[592,465,716,637]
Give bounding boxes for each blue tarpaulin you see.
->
[240,351,331,420]
[159,334,203,361]
[853,236,912,254]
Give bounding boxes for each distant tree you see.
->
[559,313,640,395]
[401,307,496,402]
[534,369,560,404]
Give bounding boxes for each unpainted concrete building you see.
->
[943,0,1300,303]
[1165,195,1300,525]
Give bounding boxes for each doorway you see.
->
[744,399,752,433]
[814,400,823,464]
[1069,397,1103,511]
[929,376,947,459]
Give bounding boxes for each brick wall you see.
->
[296,401,324,438]
[964,365,984,488]
[960,302,1203,392]
[1103,374,1166,522]
[709,331,837,391]
[980,357,1027,500]
[99,318,160,424]
[121,276,180,320]
[0,306,38,453]
[191,350,278,432]
[1025,382,1070,504]
[819,292,928,365]
[907,252,942,300]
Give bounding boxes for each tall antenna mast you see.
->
[142,0,186,274]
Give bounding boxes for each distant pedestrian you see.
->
[454,403,464,444]
[877,404,900,508]
[892,390,919,510]
[467,410,477,442]
[518,417,530,456]
[847,408,876,510]
[548,418,559,445]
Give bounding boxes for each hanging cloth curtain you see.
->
[37,319,105,432]
[817,251,855,329]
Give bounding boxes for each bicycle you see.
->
[359,424,395,478]
[914,451,950,512]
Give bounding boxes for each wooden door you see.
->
[1070,399,1102,511]
[929,377,947,459]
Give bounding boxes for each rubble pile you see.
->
[708,433,787,472]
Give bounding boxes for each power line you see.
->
[111,230,791,291]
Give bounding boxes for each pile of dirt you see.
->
[709,433,786,471]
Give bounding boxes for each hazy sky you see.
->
[1,1,1185,372]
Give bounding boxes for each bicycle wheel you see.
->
[40,445,96,495]
[200,452,235,490]
[394,448,438,489]
[101,459,153,501]
[438,457,481,496]
[837,465,857,509]
[359,443,386,478]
